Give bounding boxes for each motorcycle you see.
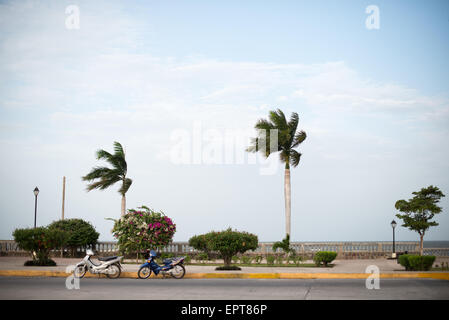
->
[138,250,185,279]
[73,249,123,279]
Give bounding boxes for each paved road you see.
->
[0,277,448,300]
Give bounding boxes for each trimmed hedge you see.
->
[313,251,337,267]
[398,254,435,271]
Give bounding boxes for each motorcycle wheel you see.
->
[171,264,185,279]
[138,266,152,279]
[74,265,87,279]
[106,263,121,279]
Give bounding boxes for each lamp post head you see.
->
[33,187,39,197]
[391,220,397,229]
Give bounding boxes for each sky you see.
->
[1,0,448,243]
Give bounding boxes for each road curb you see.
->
[1,270,448,280]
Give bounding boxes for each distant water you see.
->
[423,241,449,248]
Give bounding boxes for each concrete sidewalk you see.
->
[0,256,448,280]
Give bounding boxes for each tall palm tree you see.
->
[82,141,132,216]
[247,109,307,237]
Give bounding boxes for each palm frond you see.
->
[247,109,306,167]
[119,178,133,195]
[86,180,107,192]
[290,149,302,167]
[82,166,113,181]
[292,130,307,148]
[98,176,122,190]
[287,112,299,144]
[268,109,287,130]
[254,118,275,131]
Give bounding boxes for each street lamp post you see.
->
[391,220,397,258]
[33,187,39,228]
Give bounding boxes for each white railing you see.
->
[1,240,441,256]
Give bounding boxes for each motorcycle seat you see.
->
[98,256,118,261]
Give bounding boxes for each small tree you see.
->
[272,234,295,255]
[13,227,68,265]
[395,185,445,255]
[48,219,99,256]
[190,228,258,270]
[111,206,176,256]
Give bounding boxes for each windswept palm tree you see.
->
[82,141,132,216]
[247,109,307,237]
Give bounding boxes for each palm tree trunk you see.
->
[121,195,126,216]
[284,168,291,237]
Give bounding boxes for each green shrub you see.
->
[313,251,337,267]
[398,254,411,271]
[294,255,305,266]
[287,253,303,266]
[272,234,294,255]
[190,228,258,269]
[48,218,99,256]
[13,227,68,265]
[197,252,209,263]
[254,255,263,264]
[241,255,253,265]
[275,254,284,265]
[184,255,192,264]
[399,254,435,271]
[188,234,209,254]
[266,254,275,265]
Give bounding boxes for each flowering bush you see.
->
[111,206,176,254]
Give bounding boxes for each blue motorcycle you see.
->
[138,250,186,279]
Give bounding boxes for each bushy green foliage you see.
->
[189,228,258,268]
[184,255,192,264]
[188,234,209,253]
[13,227,68,265]
[275,254,284,265]
[48,219,99,253]
[313,251,337,267]
[266,254,275,265]
[111,206,176,254]
[288,252,304,266]
[399,254,435,271]
[398,254,411,271]
[272,234,294,254]
[197,252,209,263]
[241,255,253,265]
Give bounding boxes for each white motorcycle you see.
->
[73,249,123,279]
